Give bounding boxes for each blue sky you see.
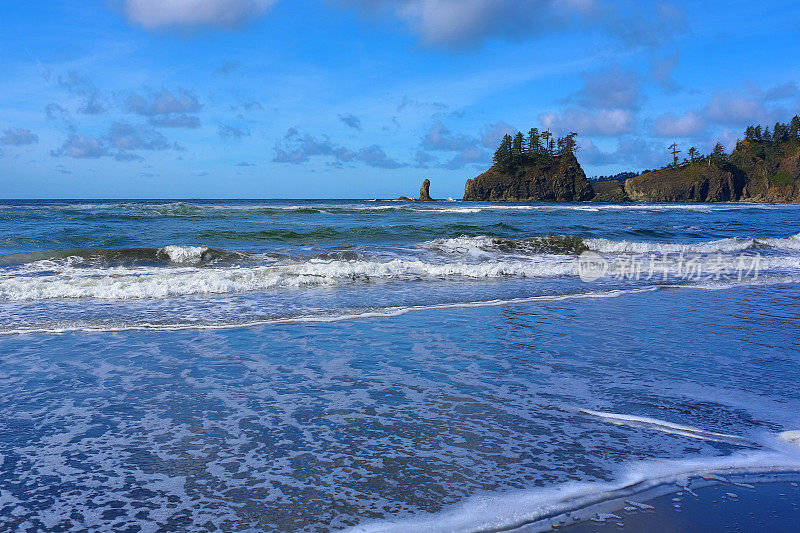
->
[0,0,798,198]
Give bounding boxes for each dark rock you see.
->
[462,135,800,204]
[463,152,594,202]
[418,179,434,201]
[591,180,629,202]
[622,138,800,203]
[393,196,414,201]
[623,160,746,202]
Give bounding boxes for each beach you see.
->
[1,200,799,530]
[563,475,800,532]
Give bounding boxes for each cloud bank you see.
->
[1,128,39,146]
[123,0,276,29]
[343,0,685,48]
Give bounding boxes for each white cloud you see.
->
[126,88,201,116]
[345,0,683,48]
[580,137,664,168]
[539,108,635,136]
[375,0,582,47]
[421,122,476,152]
[479,121,516,149]
[1,128,39,146]
[653,112,705,138]
[572,68,639,109]
[650,54,680,92]
[704,94,767,126]
[52,135,108,159]
[272,129,404,168]
[123,0,275,29]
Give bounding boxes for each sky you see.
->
[0,0,798,199]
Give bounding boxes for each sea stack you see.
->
[418,179,434,201]
[463,151,594,202]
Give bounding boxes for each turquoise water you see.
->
[1,200,800,531]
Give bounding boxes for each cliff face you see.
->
[731,138,800,202]
[463,152,594,202]
[623,161,746,202]
[591,180,628,202]
[462,137,800,203]
[621,139,800,203]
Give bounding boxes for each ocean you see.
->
[1,199,799,531]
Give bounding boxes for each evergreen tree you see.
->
[528,128,540,154]
[560,132,578,154]
[790,116,800,138]
[513,132,525,158]
[711,142,727,161]
[688,147,698,162]
[541,130,552,155]
[774,122,787,141]
[754,125,762,140]
[764,127,772,141]
[669,142,680,166]
[493,134,513,167]
[745,126,755,140]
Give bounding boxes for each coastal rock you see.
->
[463,131,800,203]
[623,161,746,202]
[394,196,414,201]
[463,152,594,202]
[730,138,800,202]
[591,180,629,202]
[418,179,433,201]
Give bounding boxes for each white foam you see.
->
[425,233,800,257]
[585,237,756,254]
[349,450,800,533]
[2,250,799,301]
[758,233,800,251]
[579,409,754,446]
[779,431,800,447]
[159,245,209,263]
[0,258,577,300]
[0,288,657,335]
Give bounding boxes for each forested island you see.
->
[463,116,800,202]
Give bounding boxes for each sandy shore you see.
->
[560,473,800,532]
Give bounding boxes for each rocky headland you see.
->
[463,118,800,203]
[463,151,593,202]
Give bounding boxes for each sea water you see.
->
[0,199,799,531]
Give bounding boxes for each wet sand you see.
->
[563,475,800,532]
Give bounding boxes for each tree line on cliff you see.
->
[467,114,800,202]
[492,129,577,170]
[680,116,800,166]
[491,117,800,179]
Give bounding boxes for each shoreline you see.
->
[560,472,800,532]
[350,448,800,533]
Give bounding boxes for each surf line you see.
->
[577,408,758,446]
[0,287,659,336]
[3,277,800,337]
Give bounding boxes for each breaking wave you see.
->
[429,233,800,256]
[1,231,799,301]
[0,258,577,300]
[2,254,799,301]
[0,245,242,267]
